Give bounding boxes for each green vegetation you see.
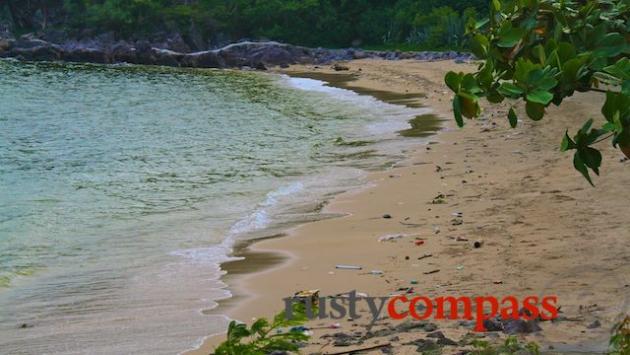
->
[609,316,630,355]
[471,336,540,354]
[444,0,629,185]
[214,304,311,355]
[1,0,487,50]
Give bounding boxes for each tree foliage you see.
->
[1,0,488,49]
[445,0,630,185]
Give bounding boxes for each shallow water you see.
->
[0,60,432,354]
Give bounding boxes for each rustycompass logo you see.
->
[284,290,558,331]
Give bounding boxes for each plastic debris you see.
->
[378,234,404,242]
[335,264,362,270]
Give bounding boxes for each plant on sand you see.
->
[445,0,629,185]
[213,303,311,355]
[609,315,630,354]
[471,336,540,354]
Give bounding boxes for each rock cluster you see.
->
[0,33,475,68]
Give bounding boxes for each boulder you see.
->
[10,43,61,61]
[350,49,368,59]
[63,47,107,64]
[182,50,224,68]
[0,38,14,55]
[151,48,183,67]
[251,45,294,66]
[109,41,137,63]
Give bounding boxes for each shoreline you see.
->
[185,65,442,353]
[189,59,629,354]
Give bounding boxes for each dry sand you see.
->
[188,59,629,355]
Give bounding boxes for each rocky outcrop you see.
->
[0,33,475,69]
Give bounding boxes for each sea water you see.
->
[0,60,432,354]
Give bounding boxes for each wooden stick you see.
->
[324,342,391,355]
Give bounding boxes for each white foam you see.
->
[281,75,432,136]
[171,181,306,266]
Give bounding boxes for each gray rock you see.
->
[587,320,601,329]
[63,47,107,63]
[502,318,542,334]
[109,41,137,63]
[426,331,445,338]
[483,318,503,332]
[10,44,61,61]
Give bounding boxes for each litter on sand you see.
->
[293,289,320,305]
[335,264,362,270]
[378,234,405,242]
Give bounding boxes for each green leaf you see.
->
[461,74,482,94]
[470,34,490,58]
[581,147,602,175]
[492,0,501,12]
[573,151,594,186]
[594,32,628,57]
[602,91,630,123]
[526,90,554,105]
[508,107,518,128]
[556,42,577,63]
[459,93,480,118]
[445,71,462,92]
[227,321,251,342]
[250,318,269,336]
[525,101,545,120]
[475,18,490,30]
[560,131,576,151]
[497,27,526,48]
[453,95,464,127]
[514,59,540,83]
[486,89,505,103]
[603,58,630,81]
[497,82,525,97]
[527,69,558,91]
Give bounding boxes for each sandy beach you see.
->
[189,59,630,355]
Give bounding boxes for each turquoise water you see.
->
[0,60,431,354]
